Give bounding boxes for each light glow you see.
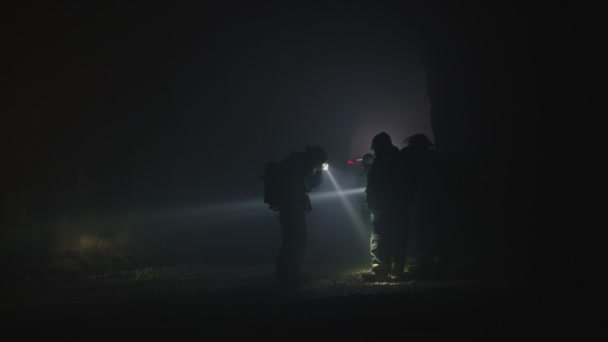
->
[324,168,368,242]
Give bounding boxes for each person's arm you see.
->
[307,169,322,190]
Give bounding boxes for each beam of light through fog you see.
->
[310,187,365,201]
[324,168,369,242]
[118,184,365,226]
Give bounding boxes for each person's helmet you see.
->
[362,153,375,166]
[371,132,393,151]
[404,134,433,149]
[305,145,328,166]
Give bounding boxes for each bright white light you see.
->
[309,187,365,201]
[324,169,369,242]
[322,162,329,171]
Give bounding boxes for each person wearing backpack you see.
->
[262,145,328,288]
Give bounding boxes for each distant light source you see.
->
[347,160,355,165]
[322,162,329,171]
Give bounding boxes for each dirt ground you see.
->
[0,263,592,338]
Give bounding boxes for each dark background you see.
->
[3,1,587,282]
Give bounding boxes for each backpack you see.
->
[261,161,286,210]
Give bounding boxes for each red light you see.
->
[347,160,355,165]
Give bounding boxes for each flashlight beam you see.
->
[117,187,366,226]
[310,187,365,201]
[324,169,369,242]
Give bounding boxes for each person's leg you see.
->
[375,206,408,278]
[363,210,391,281]
[392,210,409,277]
[407,203,439,278]
[276,208,306,287]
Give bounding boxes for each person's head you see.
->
[304,145,328,172]
[371,132,393,153]
[404,134,433,150]
[362,153,375,167]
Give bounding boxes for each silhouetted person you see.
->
[399,134,442,278]
[355,153,375,228]
[262,145,328,287]
[362,132,404,281]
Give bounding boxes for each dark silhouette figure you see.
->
[355,153,375,228]
[362,132,404,281]
[399,134,443,278]
[263,145,328,287]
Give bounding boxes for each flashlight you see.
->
[322,162,329,171]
